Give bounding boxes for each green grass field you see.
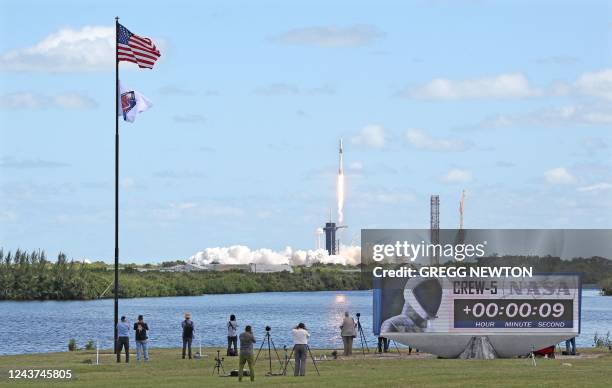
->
[1,347,610,387]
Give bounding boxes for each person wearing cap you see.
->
[181,312,195,359]
[134,314,150,361]
[340,311,356,356]
[116,316,130,363]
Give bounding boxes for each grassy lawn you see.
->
[0,347,611,387]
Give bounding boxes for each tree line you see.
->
[0,250,365,300]
[1,249,611,300]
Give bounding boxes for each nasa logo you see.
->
[121,91,136,118]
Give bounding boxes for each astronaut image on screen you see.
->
[381,277,443,333]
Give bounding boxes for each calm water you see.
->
[0,289,610,356]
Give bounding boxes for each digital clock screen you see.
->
[454,299,574,329]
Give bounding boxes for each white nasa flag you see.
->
[119,81,153,123]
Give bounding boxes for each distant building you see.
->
[159,262,293,273]
[249,263,293,273]
[201,264,250,272]
[160,263,207,272]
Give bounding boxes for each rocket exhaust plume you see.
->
[337,139,345,225]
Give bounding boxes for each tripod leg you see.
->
[255,333,267,363]
[393,340,401,355]
[358,324,366,355]
[306,345,320,376]
[360,326,370,352]
[282,346,295,376]
[267,335,272,375]
[285,355,294,372]
[269,338,286,371]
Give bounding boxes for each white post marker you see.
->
[96,340,99,365]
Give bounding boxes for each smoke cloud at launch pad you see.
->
[189,245,361,266]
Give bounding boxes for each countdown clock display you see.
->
[377,273,580,335]
[454,299,574,328]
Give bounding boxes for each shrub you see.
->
[85,340,95,350]
[68,339,77,351]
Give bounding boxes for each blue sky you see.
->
[1,0,611,263]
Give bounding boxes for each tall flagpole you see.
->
[113,16,120,353]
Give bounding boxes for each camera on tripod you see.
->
[356,312,361,318]
[215,352,224,363]
[265,325,271,332]
[212,349,225,375]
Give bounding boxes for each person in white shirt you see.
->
[340,311,356,356]
[291,322,310,376]
[227,314,238,356]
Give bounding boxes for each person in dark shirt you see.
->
[238,325,256,382]
[133,315,149,361]
[181,312,195,359]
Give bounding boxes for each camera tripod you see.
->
[356,313,370,355]
[254,327,285,376]
[376,336,402,355]
[283,345,294,373]
[212,350,225,375]
[282,344,320,376]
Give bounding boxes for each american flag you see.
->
[117,23,161,69]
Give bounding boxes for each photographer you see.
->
[181,312,194,359]
[292,322,310,376]
[133,314,149,362]
[116,316,130,363]
[340,311,356,356]
[227,314,238,356]
[238,325,256,382]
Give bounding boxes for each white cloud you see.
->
[402,73,541,100]
[405,129,466,151]
[0,92,97,109]
[0,26,117,72]
[401,68,612,105]
[574,68,612,101]
[351,125,386,148]
[544,168,577,185]
[478,104,612,129]
[577,182,612,192]
[441,169,473,183]
[272,25,384,48]
[190,245,361,266]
